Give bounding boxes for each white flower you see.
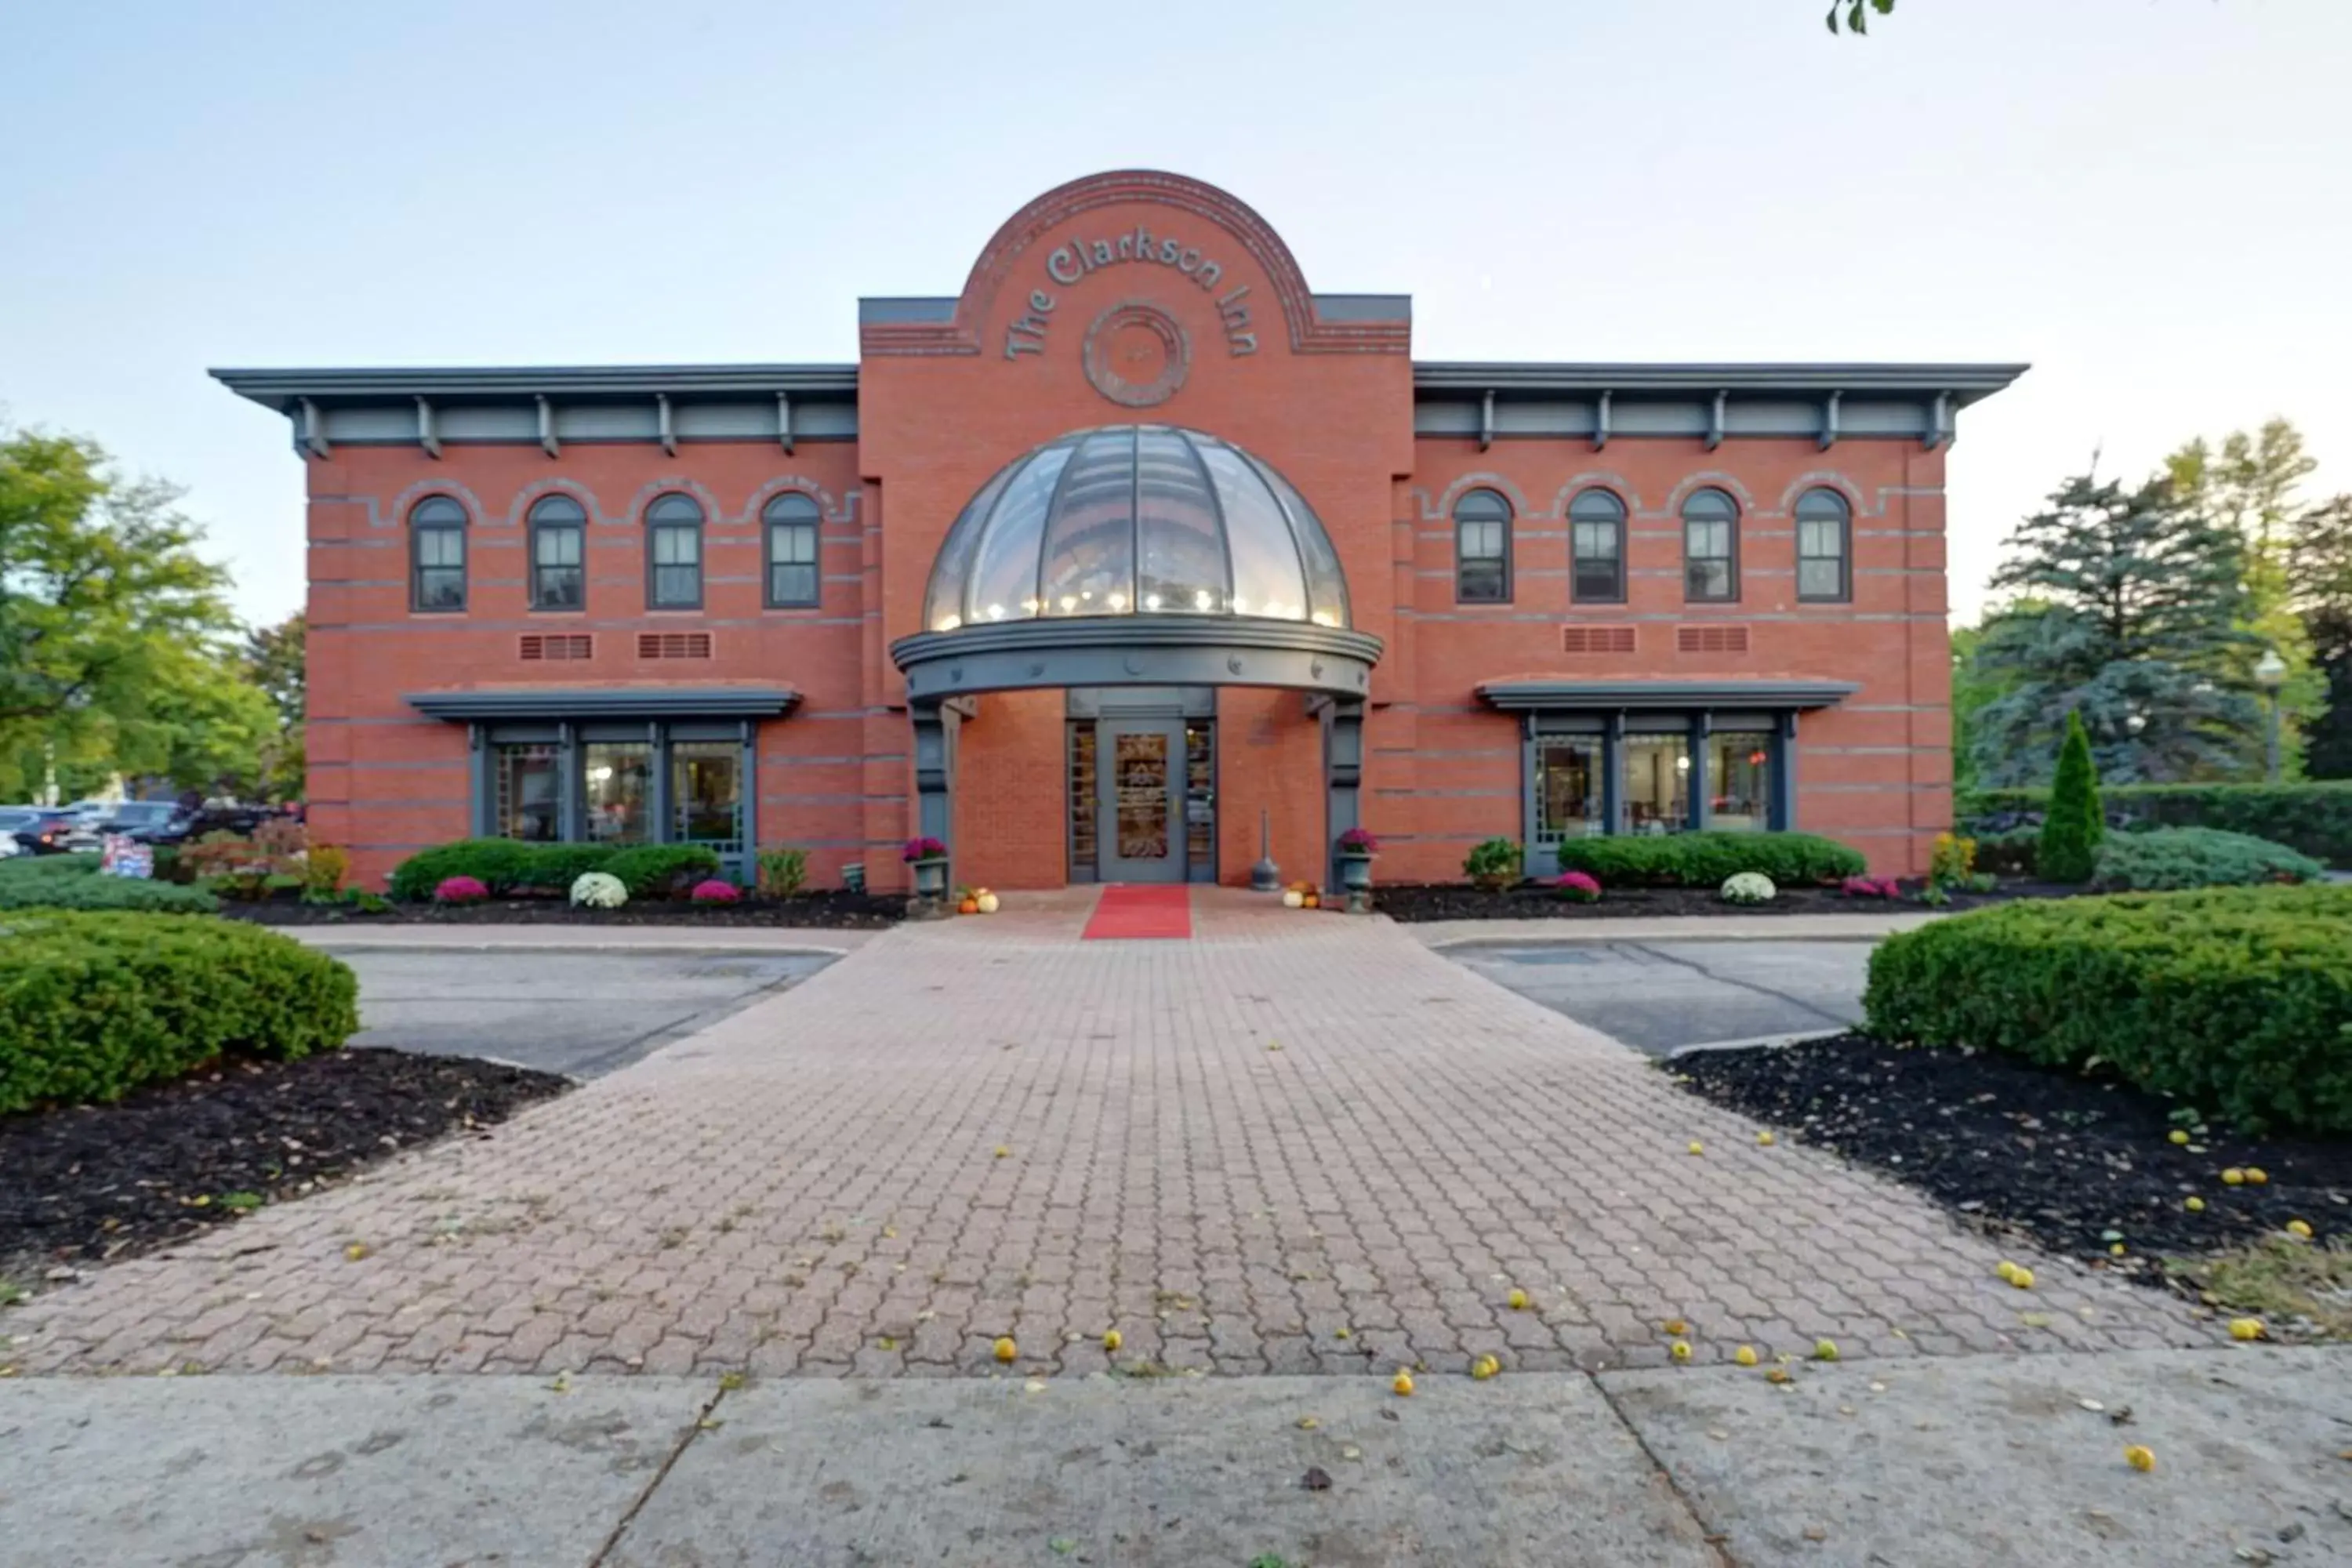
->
[570,871,628,909]
[1720,871,1777,906]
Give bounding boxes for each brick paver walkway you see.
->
[9,892,2209,1378]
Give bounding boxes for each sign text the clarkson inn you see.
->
[1004,226,1258,360]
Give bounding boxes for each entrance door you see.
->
[1098,719,1185,882]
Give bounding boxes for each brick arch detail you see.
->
[383,478,490,531]
[742,474,844,527]
[1658,470,1759,517]
[1418,473,1537,521]
[506,477,604,528]
[1777,471,1871,519]
[1547,474,1645,520]
[622,477,728,527]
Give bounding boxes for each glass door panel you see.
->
[583,742,652,844]
[1098,721,1184,882]
[671,742,742,858]
[1622,732,1690,835]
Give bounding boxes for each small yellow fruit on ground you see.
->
[1471,1355,1498,1381]
[1756,1131,1776,1146]
[1334,1327,1351,1339]
[1102,1330,1122,1352]
[2287,1219,2314,1240]
[2185,1196,2206,1212]
[1765,1367,1792,1385]
[994,1145,1012,1160]
[1995,1261,2020,1283]
[343,1243,371,1261]
[1688,1141,1704,1156]
[2009,1267,2035,1290]
[993,1337,1017,1363]
[2124,1444,2155,1472]
[2229,1318,2265,1341]
[2222,1167,2245,1185]
[1733,1345,1759,1367]
[1507,1288,1529,1311]
[2109,1243,2127,1257]
[1392,1370,1415,1397]
[1670,1341,1693,1362]
[1813,1339,1839,1362]
[2246,1167,2269,1185]
[2168,1129,2189,1145]
[1663,1318,1690,1336]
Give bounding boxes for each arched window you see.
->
[409,495,467,612]
[1454,488,1512,603]
[1795,488,1851,602]
[645,492,703,608]
[764,492,821,608]
[1568,488,1627,603]
[528,494,587,610]
[1681,488,1739,603]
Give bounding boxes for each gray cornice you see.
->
[213,364,858,412]
[891,615,1383,704]
[1477,679,1857,712]
[407,686,800,720]
[1412,362,2027,400]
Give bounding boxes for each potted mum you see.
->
[903,836,950,906]
[1334,826,1379,913]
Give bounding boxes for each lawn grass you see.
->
[2172,1237,2352,1338]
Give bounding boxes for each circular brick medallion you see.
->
[1083,303,1189,408]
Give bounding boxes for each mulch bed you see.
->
[1668,1033,2351,1287]
[0,1050,571,1289]
[1374,880,2079,923]
[222,889,906,930]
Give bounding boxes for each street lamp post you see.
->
[2254,649,2287,782]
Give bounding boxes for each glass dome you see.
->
[921,426,1351,633]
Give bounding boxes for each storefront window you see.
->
[1623,732,1690,833]
[670,742,741,851]
[1534,739,1602,844]
[583,742,651,844]
[494,743,561,841]
[1708,731,1775,832]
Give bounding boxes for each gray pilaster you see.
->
[1324,698,1364,890]
[739,719,758,876]
[648,721,671,844]
[468,722,491,838]
[1775,710,1800,830]
[558,721,581,843]
[1689,712,1711,831]
[1519,715,1541,878]
[1602,711,1626,835]
[911,700,952,881]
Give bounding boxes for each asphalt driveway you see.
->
[1450,938,1871,1054]
[342,949,834,1078]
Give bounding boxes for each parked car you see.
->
[93,800,186,843]
[0,807,76,856]
[112,801,282,848]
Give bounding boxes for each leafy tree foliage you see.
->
[1825,0,1896,34]
[2038,711,2103,883]
[0,425,256,799]
[243,612,306,800]
[2291,492,2352,777]
[1968,470,2263,785]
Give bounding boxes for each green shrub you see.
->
[0,854,219,913]
[1863,884,2352,1134]
[757,846,809,899]
[2038,712,2104,884]
[1463,837,1521,890]
[2089,826,2325,891]
[1973,827,2039,878]
[0,910,358,1113]
[386,840,628,900]
[598,844,721,898]
[1959,780,2352,869]
[1552,831,1866,888]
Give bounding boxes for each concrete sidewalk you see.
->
[1406,910,1942,948]
[285,922,873,956]
[5,1348,2345,1566]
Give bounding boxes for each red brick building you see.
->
[219,171,2018,895]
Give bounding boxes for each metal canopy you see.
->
[891,615,1381,704]
[1476,679,1856,712]
[406,686,800,721]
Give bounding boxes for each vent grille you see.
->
[518,633,594,662]
[1675,624,1751,655]
[1561,625,1636,655]
[637,631,714,661]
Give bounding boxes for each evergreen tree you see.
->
[2038,711,2103,883]
[2289,492,2352,778]
[1969,470,2263,786]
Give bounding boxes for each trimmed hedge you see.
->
[0,854,219,913]
[0,909,359,1113]
[1552,831,1866,888]
[1863,884,2352,1134]
[599,844,721,898]
[1958,781,2352,868]
[2089,827,2325,892]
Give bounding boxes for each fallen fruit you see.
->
[1102,1330,1122,1352]
[994,1146,1012,1160]
[1688,1142,1704,1156]
[1995,1261,2020,1283]
[2109,1243,2127,1257]
[2229,1318,2265,1341]
[1392,1370,1415,1397]
[1813,1339,1839,1362]
[2287,1219,2314,1240]
[343,1243,370,1261]
[2185,1197,2206,1213]
[2168,1130,2190,1145]
[1733,1345,1759,1367]
[2124,1444,2154,1472]
[1663,1318,1690,1336]
[993,1337,1017,1363]
[2222,1168,2245,1186]
[1334,1327,1351,1340]
[1765,1367,1792,1384]
[1756,1131,1776,1147]
[2245,1167,2269,1185]
[2009,1267,2035,1290]
[1297,1414,1319,1430]
[1507,1288,1529,1311]
[1471,1355,1499,1381]
[1670,1341,1692,1362]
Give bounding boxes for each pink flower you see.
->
[902,837,948,863]
[1552,870,1602,902]
[1338,827,1381,854]
[434,875,488,904]
[689,879,741,903]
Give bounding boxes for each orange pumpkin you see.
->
[958,896,980,915]
[1301,892,1320,909]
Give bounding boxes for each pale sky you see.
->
[3,0,2345,627]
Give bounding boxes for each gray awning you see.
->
[1476,680,1857,713]
[407,686,799,721]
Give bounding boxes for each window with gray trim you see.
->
[1569,488,1626,602]
[764,492,820,607]
[1681,488,1739,602]
[1795,487,1851,602]
[529,495,587,610]
[1454,488,1512,603]
[645,492,703,608]
[409,495,467,611]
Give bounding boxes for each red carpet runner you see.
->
[1080,884,1193,941]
